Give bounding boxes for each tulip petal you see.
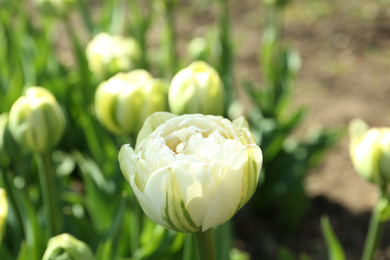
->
[143,165,200,232]
[232,116,249,129]
[201,145,262,231]
[136,112,176,148]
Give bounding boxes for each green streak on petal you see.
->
[162,170,199,233]
[237,149,258,212]
[180,200,198,231]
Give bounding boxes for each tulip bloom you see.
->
[8,87,65,153]
[95,70,168,135]
[86,33,141,79]
[42,234,94,260]
[168,61,225,116]
[349,119,390,188]
[0,189,7,245]
[119,112,262,232]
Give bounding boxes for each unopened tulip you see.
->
[8,87,65,153]
[95,70,168,135]
[168,61,225,115]
[42,233,94,260]
[119,112,262,232]
[0,189,7,245]
[86,33,141,79]
[349,119,390,188]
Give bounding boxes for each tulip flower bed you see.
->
[1,0,390,259]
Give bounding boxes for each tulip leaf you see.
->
[321,216,345,260]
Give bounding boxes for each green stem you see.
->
[195,228,216,260]
[216,0,234,110]
[162,2,177,78]
[36,152,61,238]
[361,189,387,260]
[129,201,142,253]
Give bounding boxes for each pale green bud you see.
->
[95,70,168,135]
[187,37,209,61]
[86,33,141,79]
[168,61,225,115]
[42,233,94,260]
[8,87,65,153]
[0,189,7,246]
[119,112,262,232]
[349,119,390,188]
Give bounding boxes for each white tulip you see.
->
[349,119,390,188]
[119,112,262,232]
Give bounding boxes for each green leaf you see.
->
[321,216,345,260]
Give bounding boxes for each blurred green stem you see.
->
[361,188,387,260]
[162,2,177,78]
[129,0,150,70]
[216,0,234,109]
[130,201,142,253]
[36,152,61,237]
[195,229,216,260]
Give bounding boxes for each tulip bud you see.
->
[168,61,225,115]
[187,37,209,62]
[42,233,94,260]
[0,189,7,245]
[349,119,390,188]
[95,70,168,135]
[8,87,66,153]
[119,112,262,233]
[86,33,141,79]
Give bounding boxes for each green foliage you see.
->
[247,4,341,232]
[321,216,346,260]
[0,0,340,258]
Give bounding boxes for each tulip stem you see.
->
[195,229,217,260]
[162,1,177,78]
[36,152,61,238]
[361,189,387,260]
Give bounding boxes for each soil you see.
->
[175,0,390,259]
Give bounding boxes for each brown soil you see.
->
[212,0,390,259]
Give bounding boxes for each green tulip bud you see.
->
[349,119,390,188]
[86,33,141,79]
[168,61,225,115]
[119,112,262,233]
[8,87,66,153]
[0,189,7,245]
[187,37,209,62]
[95,70,168,135]
[42,233,94,260]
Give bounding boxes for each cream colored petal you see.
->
[182,162,219,227]
[118,144,138,185]
[232,116,249,129]
[201,166,242,231]
[136,112,176,148]
[201,145,262,231]
[143,164,200,232]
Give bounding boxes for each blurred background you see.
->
[2,0,390,259]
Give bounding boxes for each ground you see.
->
[196,0,390,259]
